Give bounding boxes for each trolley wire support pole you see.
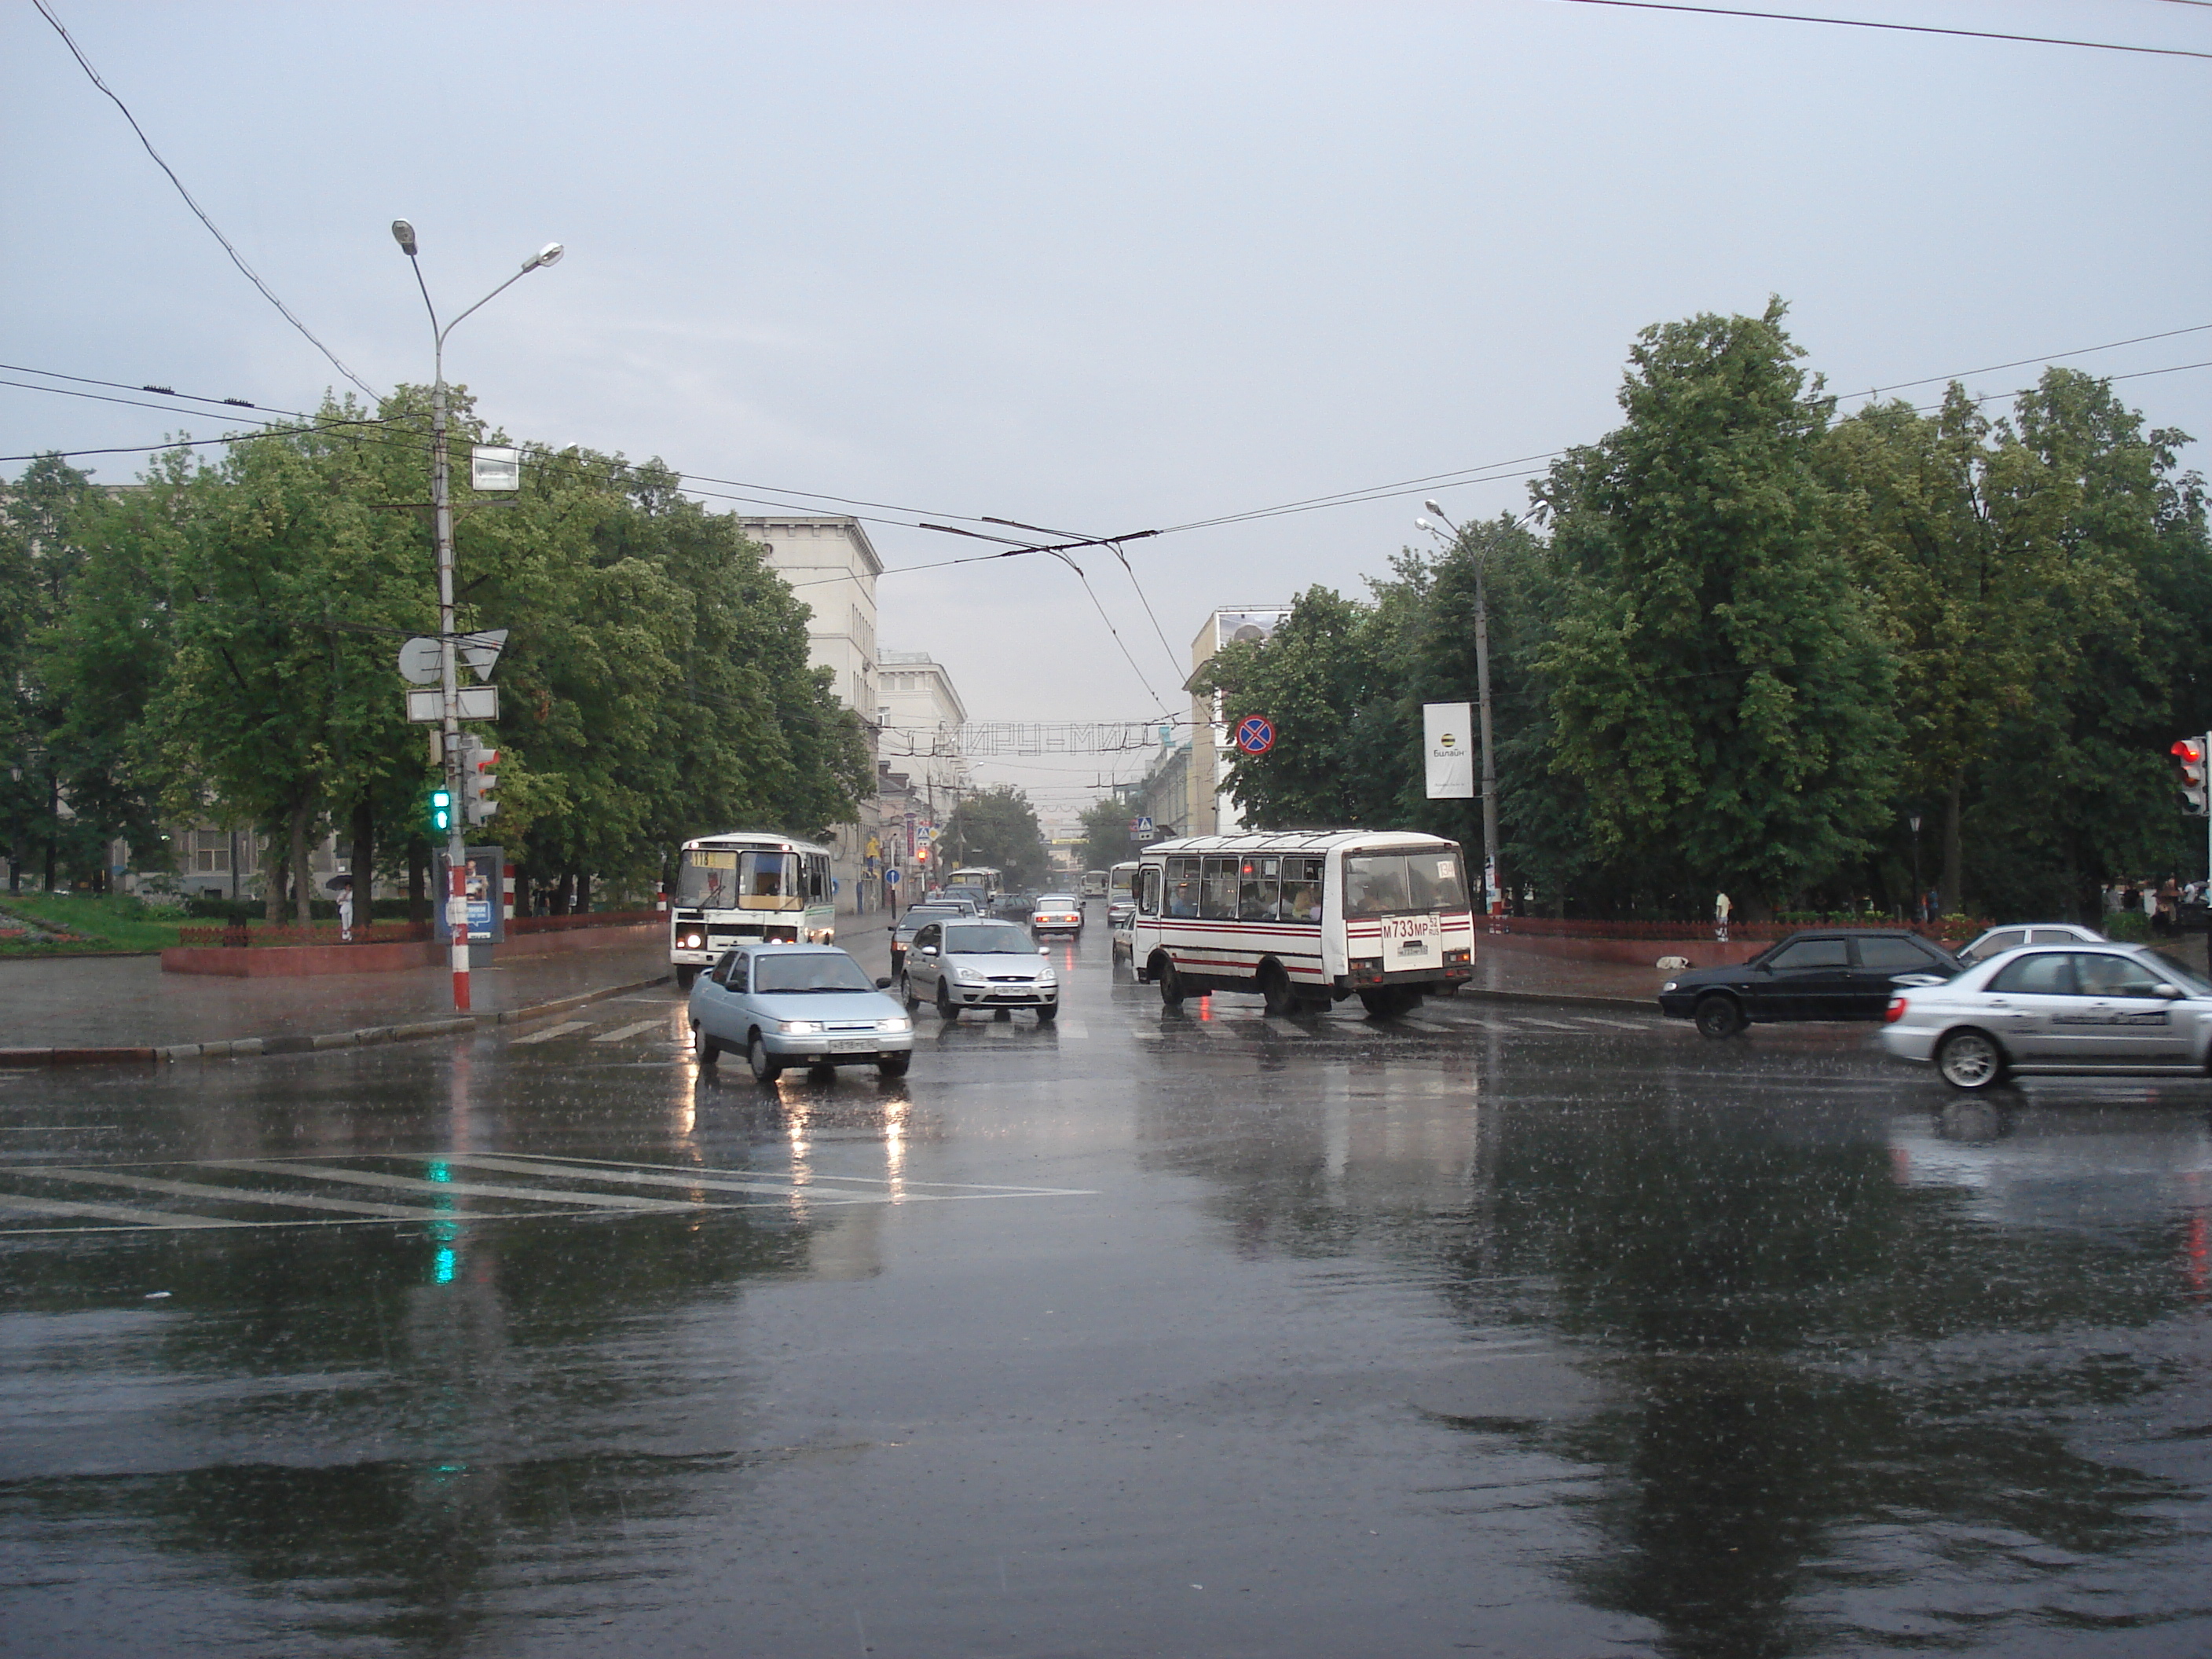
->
[392,220,562,1011]
[1421,502,1502,914]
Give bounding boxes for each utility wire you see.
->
[982,516,1187,683]
[1560,0,2212,60]
[30,0,381,398]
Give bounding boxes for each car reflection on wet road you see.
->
[3,932,2209,1657]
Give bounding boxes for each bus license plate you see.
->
[829,1037,877,1053]
[1383,914,1439,947]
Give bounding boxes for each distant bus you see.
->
[669,831,834,988]
[1126,830,1473,1017]
[946,866,1002,899]
[1082,870,1109,899]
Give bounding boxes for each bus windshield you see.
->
[678,848,807,911]
[1343,850,1469,917]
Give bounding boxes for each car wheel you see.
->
[1155,958,1185,1008]
[1694,994,1745,1039]
[690,1020,718,1064]
[877,1053,911,1079]
[747,1031,782,1084]
[1936,1028,2005,1091]
[1035,1002,1059,1024]
[900,973,919,1013]
[675,965,697,991]
[1260,965,1297,1019]
[936,980,961,1022]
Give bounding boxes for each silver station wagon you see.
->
[1878,942,2212,1090]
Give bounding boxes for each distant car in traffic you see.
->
[891,902,972,975]
[1881,942,2212,1090]
[899,917,1059,1022]
[1954,921,2105,967]
[1031,894,1084,937]
[994,890,1036,920]
[687,943,912,1082]
[1658,929,1961,1038]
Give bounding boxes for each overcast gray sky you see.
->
[7,1,2210,820]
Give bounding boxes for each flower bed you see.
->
[176,922,430,947]
[508,909,660,934]
[1485,916,1979,945]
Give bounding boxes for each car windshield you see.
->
[752,952,876,994]
[945,923,1034,954]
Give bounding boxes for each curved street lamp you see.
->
[1417,500,1500,914]
[390,220,562,1009]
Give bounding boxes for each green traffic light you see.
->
[430,788,452,833]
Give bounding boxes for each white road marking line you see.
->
[512,1020,591,1045]
[1574,1016,1652,1030]
[1053,1019,1090,1039]
[1516,1018,1591,1031]
[0,1190,228,1229]
[22,1167,427,1218]
[210,1160,701,1213]
[500,1152,1094,1198]
[590,1018,670,1045]
[434,1153,894,1204]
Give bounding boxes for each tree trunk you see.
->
[290,798,313,927]
[407,838,427,928]
[350,796,375,939]
[551,870,574,917]
[1941,772,1965,920]
[575,872,591,914]
[264,837,287,925]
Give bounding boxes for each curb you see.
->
[0,974,672,1070]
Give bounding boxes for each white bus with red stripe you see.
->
[1128,831,1474,1016]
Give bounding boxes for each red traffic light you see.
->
[2174,739,2205,764]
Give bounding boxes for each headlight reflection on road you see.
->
[883,1098,907,1199]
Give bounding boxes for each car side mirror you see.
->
[921,946,938,958]
[874,976,892,990]
[1038,946,1049,956]
[2155,982,2185,999]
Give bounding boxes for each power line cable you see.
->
[30,0,381,398]
[1559,0,2212,60]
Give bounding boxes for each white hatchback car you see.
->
[900,917,1060,1022]
[1879,942,2212,1090]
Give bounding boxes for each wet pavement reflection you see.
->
[3,942,2209,1656]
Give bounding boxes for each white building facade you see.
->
[1187,606,1289,837]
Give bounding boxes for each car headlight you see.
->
[778,1020,825,1035]
[1661,980,1677,993]
[878,1016,911,1033]
[954,966,986,983]
[1038,970,1057,985]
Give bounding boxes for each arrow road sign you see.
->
[1234,716,1275,755]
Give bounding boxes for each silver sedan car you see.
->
[687,943,914,1082]
[1879,942,2212,1090]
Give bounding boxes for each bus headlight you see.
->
[778,1020,825,1035]
[678,930,705,949]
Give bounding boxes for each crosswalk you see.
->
[0,1152,1088,1235]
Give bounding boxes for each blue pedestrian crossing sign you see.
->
[1234,716,1276,755]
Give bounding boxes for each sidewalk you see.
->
[2,910,895,1065]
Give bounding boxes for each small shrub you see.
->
[2106,910,2152,943]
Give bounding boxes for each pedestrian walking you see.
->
[1714,891,1732,942]
[337,884,354,943]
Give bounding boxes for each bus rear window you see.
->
[1344,851,1468,917]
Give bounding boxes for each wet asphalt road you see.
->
[2,923,2210,1658]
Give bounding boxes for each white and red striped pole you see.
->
[449,859,471,1011]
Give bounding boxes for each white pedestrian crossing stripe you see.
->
[512,1020,591,1045]
[591,1017,672,1044]
[0,1154,1089,1235]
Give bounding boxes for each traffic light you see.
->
[2172,736,2209,816]
[429,786,452,835]
[461,738,500,824]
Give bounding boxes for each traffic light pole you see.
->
[430,365,471,1011]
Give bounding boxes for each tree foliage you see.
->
[944,785,1049,888]
[1076,795,1133,873]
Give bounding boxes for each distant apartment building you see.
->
[877,648,970,803]
[746,515,885,914]
[1186,606,1289,836]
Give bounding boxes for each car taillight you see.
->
[1884,996,1907,1024]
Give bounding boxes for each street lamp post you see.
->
[390,220,562,1011]
[1417,503,1500,913]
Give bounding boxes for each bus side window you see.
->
[1166,857,1199,917]
[1200,856,1238,920]
[1280,857,1324,922]
[1138,867,1160,916]
[1238,857,1278,921]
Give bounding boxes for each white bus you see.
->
[669,831,835,988]
[945,866,1002,902]
[1082,870,1109,899]
[1126,830,1474,1016]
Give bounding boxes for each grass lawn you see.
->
[0,893,192,955]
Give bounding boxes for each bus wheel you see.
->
[1260,964,1297,1019]
[1359,987,1415,1019]
[1155,958,1185,1009]
[675,965,697,991]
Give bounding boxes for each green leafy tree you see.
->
[945,784,1049,888]
[1076,795,1133,873]
[1537,300,1901,913]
